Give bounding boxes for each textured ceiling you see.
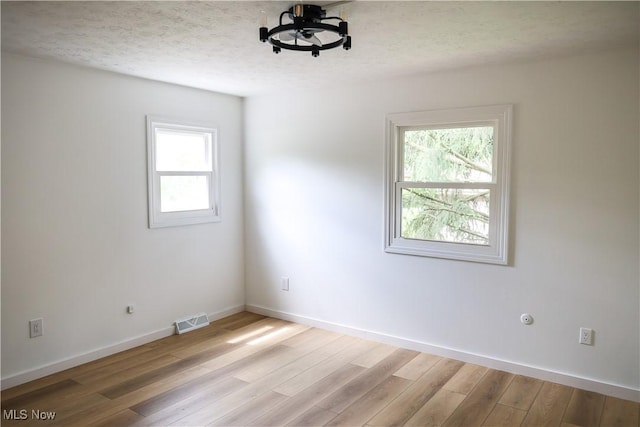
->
[2,1,638,97]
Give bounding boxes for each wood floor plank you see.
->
[188,339,353,425]
[2,393,105,427]
[143,316,271,360]
[351,342,398,368]
[188,337,294,384]
[444,369,514,426]
[482,403,527,426]
[143,321,233,353]
[208,390,288,426]
[313,334,359,357]
[209,311,266,331]
[98,356,208,399]
[14,389,109,425]
[231,344,309,383]
[164,327,231,351]
[137,332,336,425]
[168,385,268,426]
[168,317,281,359]
[325,375,412,427]
[72,353,180,386]
[599,396,640,426]
[368,358,464,426]
[272,337,375,397]
[56,366,211,427]
[88,408,143,427]
[199,322,309,371]
[443,362,489,395]
[130,372,245,417]
[130,376,248,426]
[521,382,574,426]
[286,405,338,427]
[498,374,543,411]
[1,374,76,403]
[279,326,340,348]
[393,352,442,381]
[1,345,158,402]
[562,388,605,426]
[172,353,356,426]
[316,348,419,413]
[1,392,109,427]
[405,388,466,427]
[182,359,365,427]
[233,336,354,395]
[1,379,81,409]
[247,363,366,426]
[232,327,342,383]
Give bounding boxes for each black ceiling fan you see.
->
[259,3,351,57]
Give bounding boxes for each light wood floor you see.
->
[2,312,638,426]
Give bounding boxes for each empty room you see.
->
[1,1,639,425]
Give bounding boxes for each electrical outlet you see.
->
[281,277,289,291]
[579,327,593,345]
[29,318,43,338]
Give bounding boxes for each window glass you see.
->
[401,187,490,245]
[403,127,493,182]
[155,130,212,172]
[160,176,210,212]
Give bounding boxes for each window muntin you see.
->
[147,117,220,228]
[385,105,511,264]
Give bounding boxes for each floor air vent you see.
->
[175,313,210,334]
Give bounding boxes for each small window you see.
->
[147,116,220,228]
[384,105,512,264]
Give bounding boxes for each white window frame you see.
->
[384,105,512,264]
[146,116,221,228]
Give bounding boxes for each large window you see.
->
[147,116,220,228]
[384,105,512,264]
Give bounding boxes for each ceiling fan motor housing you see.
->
[290,4,326,27]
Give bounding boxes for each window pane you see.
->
[156,129,212,172]
[160,176,210,212]
[401,188,490,245]
[403,126,493,182]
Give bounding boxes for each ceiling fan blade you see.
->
[304,34,323,46]
[279,30,297,42]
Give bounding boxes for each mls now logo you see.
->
[3,409,56,420]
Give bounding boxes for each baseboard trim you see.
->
[246,304,640,402]
[1,304,245,390]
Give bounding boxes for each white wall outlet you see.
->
[579,327,593,345]
[520,313,533,325]
[127,305,135,314]
[281,277,289,291]
[29,318,43,338]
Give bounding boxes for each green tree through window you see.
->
[401,127,493,245]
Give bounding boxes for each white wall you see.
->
[1,54,245,382]
[244,48,639,394]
